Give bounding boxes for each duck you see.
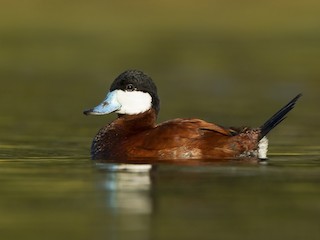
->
[84,69,301,162]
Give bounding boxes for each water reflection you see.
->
[95,163,153,215]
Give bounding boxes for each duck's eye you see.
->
[125,84,135,91]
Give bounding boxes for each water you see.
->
[1,1,320,239]
[1,156,320,240]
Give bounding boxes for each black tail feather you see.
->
[259,94,302,139]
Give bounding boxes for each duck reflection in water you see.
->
[97,163,153,215]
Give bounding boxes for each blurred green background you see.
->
[1,2,320,240]
[1,0,319,150]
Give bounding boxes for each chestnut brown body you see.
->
[91,109,261,161]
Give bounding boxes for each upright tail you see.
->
[259,94,302,139]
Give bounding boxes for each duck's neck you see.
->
[116,108,157,131]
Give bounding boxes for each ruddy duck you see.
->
[84,70,301,161]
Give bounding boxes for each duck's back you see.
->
[91,117,260,160]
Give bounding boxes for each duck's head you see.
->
[84,70,160,116]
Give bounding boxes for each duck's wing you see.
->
[192,119,233,136]
[155,118,231,136]
[126,118,234,159]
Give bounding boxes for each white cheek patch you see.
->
[114,90,152,115]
